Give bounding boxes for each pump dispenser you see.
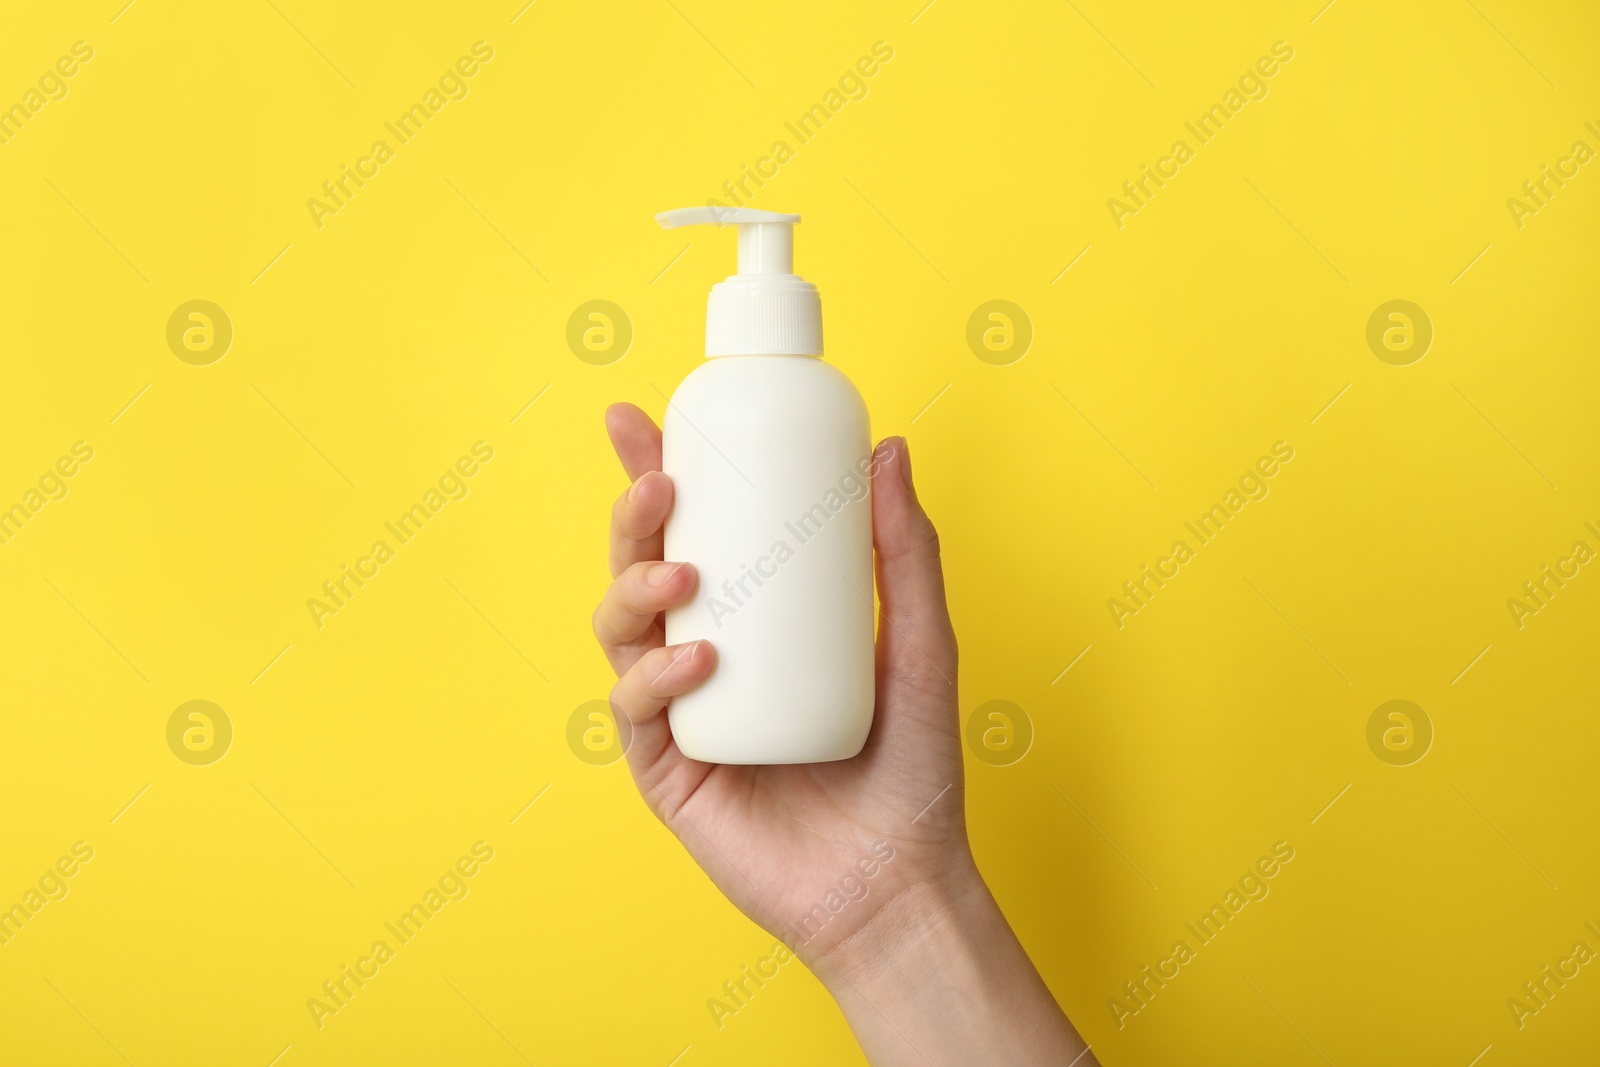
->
[656,207,822,357]
[655,207,875,765]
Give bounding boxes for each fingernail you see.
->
[648,562,686,587]
[898,437,914,489]
[627,475,644,504]
[651,640,702,687]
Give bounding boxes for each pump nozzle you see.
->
[657,207,802,278]
[656,206,821,357]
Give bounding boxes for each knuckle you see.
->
[614,485,653,538]
[607,682,632,723]
[641,642,672,677]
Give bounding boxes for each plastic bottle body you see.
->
[662,354,874,764]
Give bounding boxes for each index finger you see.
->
[606,403,662,481]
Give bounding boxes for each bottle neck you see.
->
[705,352,822,360]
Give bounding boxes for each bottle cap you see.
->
[656,207,822,357]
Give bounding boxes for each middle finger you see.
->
[610,470,673,578]
[593,560,698,674]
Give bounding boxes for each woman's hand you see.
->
[593,402,1097,1066]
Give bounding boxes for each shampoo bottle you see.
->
[656,207,874,765]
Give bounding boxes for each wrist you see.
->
[807,855,988,992]
[806,858,1091,1067]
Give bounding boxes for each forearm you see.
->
[813,867,1097,1067]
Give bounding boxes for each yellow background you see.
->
[2,0,1597,1063]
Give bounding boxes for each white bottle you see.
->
[656,207,874,765]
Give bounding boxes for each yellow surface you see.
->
[1,1,1597,1064]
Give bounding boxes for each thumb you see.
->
[869,437,957,694]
